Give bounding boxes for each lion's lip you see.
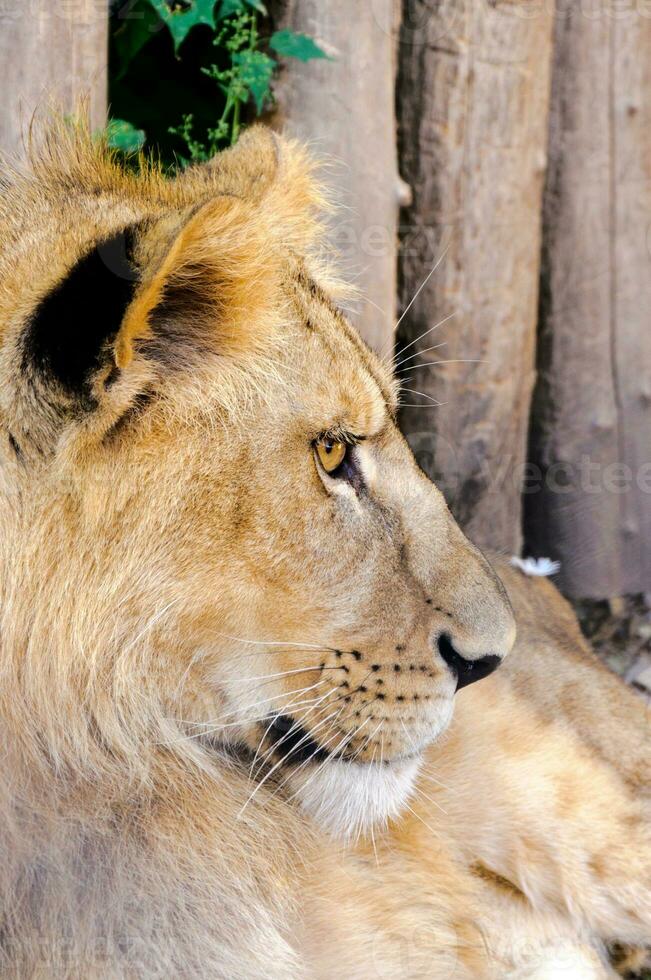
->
[266,714,332,765]
[265,714,424,768]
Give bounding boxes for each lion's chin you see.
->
[287,755,422,842]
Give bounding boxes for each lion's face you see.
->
[0,126,514,840]
[204,296,515,837]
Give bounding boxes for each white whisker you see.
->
[400,800,441,840]
[412,784,448,816]
[283,718,359,805]
[212,631,337,653]
[164,681,328,744]
[419,770,454,793]
[249,686,339,778]
[399,388,444,406]
[238,708,342,816]
[394,313,456,362]
[397,403,448,409]
[271,712,361,801]
[227,666,333,684]
[394,241,451,334]
[398,356,487,373]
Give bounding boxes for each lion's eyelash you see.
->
[317,426,366,446]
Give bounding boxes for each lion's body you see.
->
[0,125,648,979]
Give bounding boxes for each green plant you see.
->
[109,0,330,167]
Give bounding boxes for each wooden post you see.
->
[270,0,404,353]
[0,0,108,159]
[525,3,651,598]
[396,0,554,555]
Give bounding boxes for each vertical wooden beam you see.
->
[396,0,554,555]
[271,0,403,353]
[526,3,651,598]
[0,0,108,158]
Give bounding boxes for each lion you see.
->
[0,123,648,979]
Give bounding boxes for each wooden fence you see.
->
[2,0,649,600]
[0,1,106,159]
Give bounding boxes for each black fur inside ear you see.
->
[21,226,140,400]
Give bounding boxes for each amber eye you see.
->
[315,439,347,474]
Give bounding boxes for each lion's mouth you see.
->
[265,714,423,768]
[266,714,333,765]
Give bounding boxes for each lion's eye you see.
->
[315,439,347,474]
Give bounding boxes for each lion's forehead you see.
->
[283,264,398,422]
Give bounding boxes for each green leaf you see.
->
[105,119,146,154]
[145,0,217,53]
[112,2,162,79]
[269,29,330,62]
[232,49,276,112]
[216,0,264,20]
[216,0,244,17]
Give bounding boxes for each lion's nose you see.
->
[437,633,502,690]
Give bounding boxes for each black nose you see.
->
[437,634,501,690]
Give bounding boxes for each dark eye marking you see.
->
[334,448,365,492]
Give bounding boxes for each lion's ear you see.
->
[114,193,282,371]
[19,128,323,426]
[177,125,327,252]
[20,193,282,415]
[195,125,281,200]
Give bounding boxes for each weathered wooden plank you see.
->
[270,0,403,353]
[526,3,651,598]
[397,0,553,555]
[611,18,651,596]
[0,0,108,159]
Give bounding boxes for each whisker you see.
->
[400,800,442,840]
[253,703,346,782]
[396,403,447,409]
[227,666,337,684]
[396,341,448,366]
[283,717,359,805]
[398,357,487,373]
[270,711,362,801]
[418,770,454,793]
[354,743,381,846]
[348,717,384,765]
[393,312,456,361]
[400,718,418,753]
[411,784,448,816]
[399,389,444,406]
[369,817,380,867]
[213,679,326,727]
[211,632,339,653]
[394,241,451,334]
[238,708,342,816]
[397,341,485,367]
[249,686,339,778]
[166,681,328,743]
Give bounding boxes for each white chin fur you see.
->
[289,755,421,842]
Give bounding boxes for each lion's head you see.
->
[0,126,514,840]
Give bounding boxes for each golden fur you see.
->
[0,124,648,978]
